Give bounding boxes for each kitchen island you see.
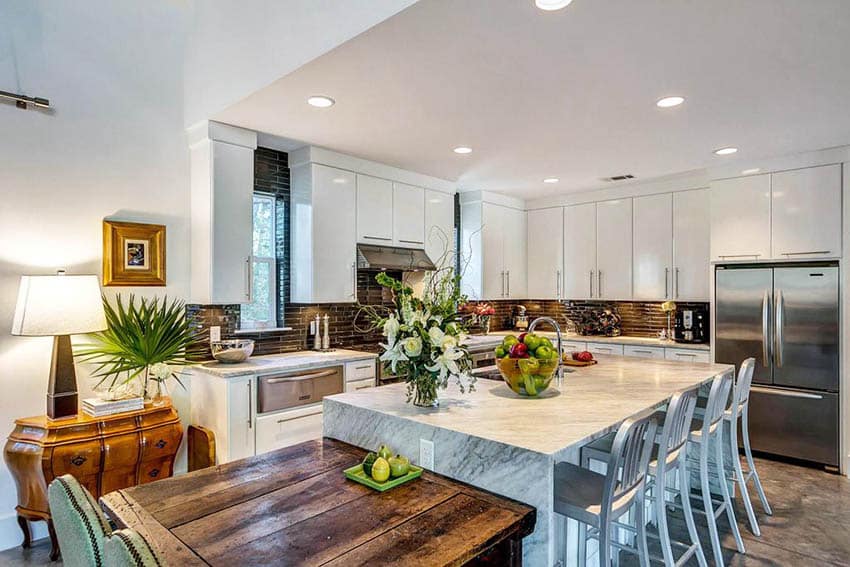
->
[324,356,733,566]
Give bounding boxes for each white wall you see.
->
[0,1,191,550]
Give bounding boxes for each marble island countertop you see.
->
[194,349,377,378]
[464,330,710,351]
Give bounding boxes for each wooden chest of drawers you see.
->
[3,402,182,560]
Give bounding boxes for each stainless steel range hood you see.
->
[356,244,436,272]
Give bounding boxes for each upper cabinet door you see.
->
[527,208,564,299]
[633,194,673,300]
[672,189,710,300]
[503,207,527,299]
[710,174,771,261]
[356,174,393,244]
[596,199,632,300]
[424,190,455,270]
[481,203,506,299]
[771,164,841,260]
[563,202,597,299]
[393,182,425,248]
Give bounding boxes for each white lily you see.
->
[380,340,409,373]
[383,314,400,343]
[401,336,423,358]
[426,346,465,381]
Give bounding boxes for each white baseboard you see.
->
[0,511,48,553]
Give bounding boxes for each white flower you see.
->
[150,363,171,381]
[428,326,457,351]
[401,336,423,358]
[383,314,400,342]
[380,340,409,373]
[426,346,466,381]
[408,309,431,327]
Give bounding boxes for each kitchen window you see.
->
[240,193,279,329]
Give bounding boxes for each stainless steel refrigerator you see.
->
[715,263,839,467]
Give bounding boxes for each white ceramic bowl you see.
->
[211,339,255,363]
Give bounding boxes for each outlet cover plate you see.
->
[210,326,221,343]
[419,438,435,470]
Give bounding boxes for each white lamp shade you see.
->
[11,275,108,336]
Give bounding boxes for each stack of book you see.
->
[82,397,144,417]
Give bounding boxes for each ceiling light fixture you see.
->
[543,177,559,184]
[535,0,574,11]
[714,147,738,156]
[656,96,684,108]
[307,95,335,108]
[453,146,472,154]
[742,168,761,175]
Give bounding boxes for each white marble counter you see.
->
[194,349,377,378]
[466,330,710,351]
[324,355,732,566]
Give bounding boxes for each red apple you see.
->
[517,332,527,344]
[510,342,530,358]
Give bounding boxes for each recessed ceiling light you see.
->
[543,177,559,184]
[714,147,738,156]
[453,146,472,154]
[742,168,761,175]
[656,96,684,108]
[307,95,335,108]
[535,0,574,10]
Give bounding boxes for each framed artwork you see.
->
[102,220,166,286]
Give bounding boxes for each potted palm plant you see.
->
[74,294,204,404]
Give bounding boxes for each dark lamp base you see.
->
[47,335,78,420]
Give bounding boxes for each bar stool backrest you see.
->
[659,386,699,460]
[603,408,658,520]
[704,371,734,431]
[733,358,756,410]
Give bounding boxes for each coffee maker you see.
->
[674,307,708,344]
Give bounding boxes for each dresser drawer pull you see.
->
[148,468,160,478]
[70,455,87,467]
[155,439,167,449]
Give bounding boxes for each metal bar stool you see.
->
[555,408,658,567]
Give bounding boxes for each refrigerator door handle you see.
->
[750,386,823,400]
[761,290,771,366]
[774,288,784,368]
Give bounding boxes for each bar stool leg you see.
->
[742,405,773,515]
[577,522,587,567]
[715,422,746,554]
[700,437,725,567]
[635,490,650,567]
[655,468,675,567]
[599,522,611,567]
[729,412,761,536]
[678,460,708,567]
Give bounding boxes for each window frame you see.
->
[240,193,279,330]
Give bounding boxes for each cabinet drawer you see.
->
[561,341,587,353]
[103,433,140,470]
[346,377,375,392]
[255,405,323,455]
[623,346,665,359]
[586,343,624,356]
[141,424,182,462]
[139,457,174,484]
[664,348,710,363]
[101,466,137,495]
[345,360,376,382]
[52,441,102,477]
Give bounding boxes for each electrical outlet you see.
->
[419,438,435,470]
[209,326,221,343]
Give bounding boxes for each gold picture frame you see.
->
[102,220,166,286]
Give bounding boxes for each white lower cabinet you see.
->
[346,378,376,392]
[561,340,588,353]
[586,342,625,356]
[664,348,710,363]
[255,405,323,455]
[190,373,256,464]
[623,345,665,359]
[345,360,377,382]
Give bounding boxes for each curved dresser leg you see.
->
[47,519,60,562]
[16,515,31,548]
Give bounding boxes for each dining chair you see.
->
[105,528,165,567]
[47,474,112,567]
[555,408,658,566]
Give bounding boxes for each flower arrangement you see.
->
[361,270,475,407]
[460,301,496,334]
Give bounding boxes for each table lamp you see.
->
[11,271,107,419]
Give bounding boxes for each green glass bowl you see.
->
[496,356,559,396]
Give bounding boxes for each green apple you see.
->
[535,345,554,360]
[494,345,507,358]
[388,454,411,477]
[523,333,542,351]
[502,335,519,348]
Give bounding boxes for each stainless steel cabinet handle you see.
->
[632,350,654,355]
[244,256,253,300]
[276,407,323,423]
[247,381,252,430]
[589,270,594,298]
[718,254,761,259]
[675,268,680,299]
[265,369,337,384]
[556,270,562,299]
[399,239,424,245]
[775,288,784,368]
[351,262,357,298]
[354,365,372,371]
[597,271,603,298]
[354,384,372,391]
[363,235,392,241]
[781,250,830,256]
[664,267,669,298]
[761,290,771,366]
[675,352,697,358]
[750,386,823,400]
[506,270,510,297]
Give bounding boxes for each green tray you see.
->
[343,463,423,492]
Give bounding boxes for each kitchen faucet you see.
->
[528,316,564,387]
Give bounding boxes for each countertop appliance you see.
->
[715,263,839,468]
[673,307,708,344]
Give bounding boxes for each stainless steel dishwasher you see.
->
[254,365,344,453]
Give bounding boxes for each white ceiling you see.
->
[216,0,850,199]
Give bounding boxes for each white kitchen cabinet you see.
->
[563,203,597,299]
[771,164,841,259]
[623,345,665,359]
[673,189,710,300]
[527,208,564,299]
[346,378,376,392]
[424,189,455,269]
[596,199,633,299]
[633,194,673,300]
[586,342,625,356]
[190,373,256,464]
[189,122,256,304]
[345,360,377,383]
[665,348,710,363]
[393,182,426,248]
[710,174,771,261]
[356,174,394,244]
[291,163,357,303]
[561,340,588,353]
[481,203,507,299]
[503,207,528,299]
[255,405,323,454]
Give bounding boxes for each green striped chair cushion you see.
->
[105,529,165,567]
[47,474,112,567]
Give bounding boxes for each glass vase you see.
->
[411,374,439,408]
[151,380,169,407]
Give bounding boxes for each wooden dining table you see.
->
[100,438,536,566]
